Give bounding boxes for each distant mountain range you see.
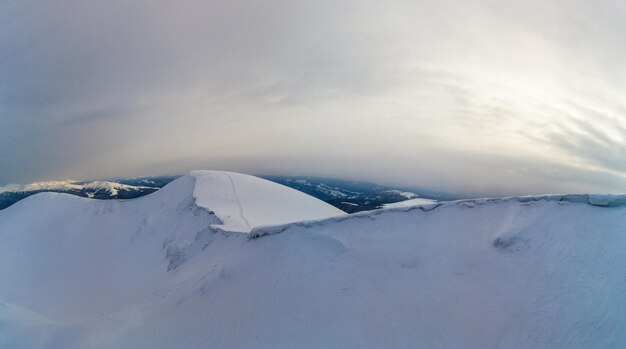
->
[261,175,460,213]
[0,176,179,210]
[0,174,461,212]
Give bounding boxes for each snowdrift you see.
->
[0,171,624,348]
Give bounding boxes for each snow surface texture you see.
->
[0,172,625,348]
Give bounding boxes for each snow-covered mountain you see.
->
[262,175,458,212]
[0,176,178,210]
[0,171,625,348]
[0,180,149,196]
[0,175,447,213]
[191,171,345,233]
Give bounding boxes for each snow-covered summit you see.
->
[191,170,345,233]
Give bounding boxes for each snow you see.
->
[80,181,147,196]
[385,189,419,199]
[315,183,348,198]
[0,179,151,195]
[587,194,614,206]
[0,180,82,193]
[0,172,625,348]
[382,197,437,208]
[191,170,345,233]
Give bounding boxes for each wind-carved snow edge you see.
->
[249,193,626,239]
[189,170,345,234]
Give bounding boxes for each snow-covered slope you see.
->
[382,197,437,208]
[191,171,345,232]
[0,172,624,348]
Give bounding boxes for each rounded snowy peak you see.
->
[190,170,345,233]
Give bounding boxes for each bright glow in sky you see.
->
[1,0,626,195]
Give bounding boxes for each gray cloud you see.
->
[533,105,626,174]
[1,0,626,195]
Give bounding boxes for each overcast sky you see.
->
[2,0,626,195]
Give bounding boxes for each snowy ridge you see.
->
[0,179,152,195]
[250,193,626,238]
[0,180,82,193]
[384,189,419,199]
[0,171,625,348]
[382,197,437,209]
[80,181,151,196]
[190,170,345,233]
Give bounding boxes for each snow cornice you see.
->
[250,193,626,239]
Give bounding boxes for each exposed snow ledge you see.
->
[250,193,626,239]
[190,170,345,233]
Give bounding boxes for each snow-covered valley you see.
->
[0,171,624,348]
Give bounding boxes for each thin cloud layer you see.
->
[1,0,625,195]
